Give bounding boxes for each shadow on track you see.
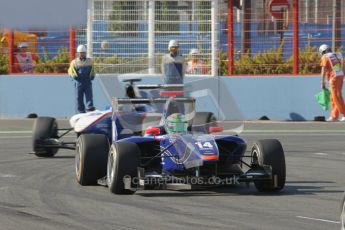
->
[138,180,342,197]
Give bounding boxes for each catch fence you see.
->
[1,0,345,75]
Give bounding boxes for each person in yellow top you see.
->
[186,48,209,75]
[319,44,345,121]
[68,45,95,113]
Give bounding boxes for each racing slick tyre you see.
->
[341,193,345,230]
[75,134,109,185]
[193,112,217,133]
[32,116,59,157]
[107,142,141,195]
[251,139,286,192]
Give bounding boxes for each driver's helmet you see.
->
[165,113,188,134]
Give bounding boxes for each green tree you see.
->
[34,47,69,73]
[109,1,138,36]
[0,54,8,74]
[155,1,179,33]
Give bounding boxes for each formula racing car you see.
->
[75,95,286,194]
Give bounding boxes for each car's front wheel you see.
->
[107,142,140,194]
[251,139,286,192]
[75,134,109,185]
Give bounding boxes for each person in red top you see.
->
[13,42,38,73]
[319,44,345,121]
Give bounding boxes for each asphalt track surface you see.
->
[0,119,344,230]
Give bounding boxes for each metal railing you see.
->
[1,0,345,76]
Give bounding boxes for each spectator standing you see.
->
[319,44,345,121]
[68,44,95,113]
[161,40,185,84]
[14,42,38,73]
[186,48,209,75]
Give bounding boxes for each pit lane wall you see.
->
[0,74,331,121]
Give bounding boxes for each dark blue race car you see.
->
[75,95,286,194]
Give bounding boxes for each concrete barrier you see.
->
[0,74,331,120]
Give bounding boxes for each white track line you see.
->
[240,133,345,136]
[0,131,31,134]
[243,129,345,133]
[296,216,340,224]
[0,174,17,178]
[313,153,329,156]
[0,136,32,139]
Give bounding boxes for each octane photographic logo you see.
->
[123,175,240,186]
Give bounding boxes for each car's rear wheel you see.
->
[341,193,345,230]
[251,139,286,192]
[107,142,141,194]
[75,134,109,185]
[32,117,58,157]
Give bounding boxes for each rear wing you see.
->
[121,77,183,90]
[122,79,183,99]
[111,97,197,134]
[136,84,184,90]
[111,97,195,111]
